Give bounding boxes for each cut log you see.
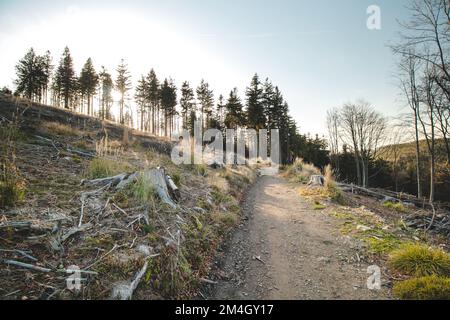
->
[308,175,324,186]
[165,174,180,201]
[142,169,177,209]
[116,172,139,190]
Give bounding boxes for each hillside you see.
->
[0,94,256,299]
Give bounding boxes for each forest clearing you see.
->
[0,0,449,309]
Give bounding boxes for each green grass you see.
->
[382,201,406,212]
[132,175,156,203]
[393,275,450,300]
[365,233,402,254]
[0,179,25,208]
[389,243,450,277]
[313,201,326,210]
[85,157,131,179]
[193,164,207,177]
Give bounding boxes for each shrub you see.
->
[389,243,450,277]
[393,275,450,300]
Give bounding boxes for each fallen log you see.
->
[2,260,51,273]
[81,173,128,188]
[110,260,149,300]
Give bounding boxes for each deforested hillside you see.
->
[0,94,255,299]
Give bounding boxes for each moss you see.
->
[389,243,450,277]
[393,275,450,300]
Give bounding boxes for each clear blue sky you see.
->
[0,0,411,136]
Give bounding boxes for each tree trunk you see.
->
[413,110,422,199]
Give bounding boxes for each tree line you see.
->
[327,0,449,203]
[12,46,328,165]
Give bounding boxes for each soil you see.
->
[207,175,390,300]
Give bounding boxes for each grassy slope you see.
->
[0,95,256,300]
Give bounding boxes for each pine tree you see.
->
[180,81,196,131]
[79,58,98,116]
[196,79,214,131]
[135,76,147,131]
[99,67,114,120]
[246,73,266,130]
[224,88,245,130]
[216,94,226,128]
[160,78,177,137]
[145,69,160,134]
[14,48,38,100]
[263,78,276,129]
[14,48,51,102]
[115,59,132,125]
[54,47,77,109]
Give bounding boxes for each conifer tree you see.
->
[245,73,266,130]
[54,47,77,109]
[224,88,245,130]
[79,58,98,116]
[160,78,177,137]
[135,76,147,131]
[196,79,214,131]
[180,81,196,131]
[99,67,114,120]
[145,69,160,134]
[115,59,132,125]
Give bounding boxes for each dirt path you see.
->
[208,175,389,300]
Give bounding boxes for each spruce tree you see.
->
[180,81,196,131]
[145,69,160,134]
[135,76,147,131]
[160,78,177,137]
[14,48,51,103]
[99,67,114,120]
[216,94,226,129]
[224,88,245,130]
[115,59,132,125]
[54,47,77,109]
[246,73,266,130]
[79,58,98,116]
[196,79,214,131]
[14,48,39,101]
